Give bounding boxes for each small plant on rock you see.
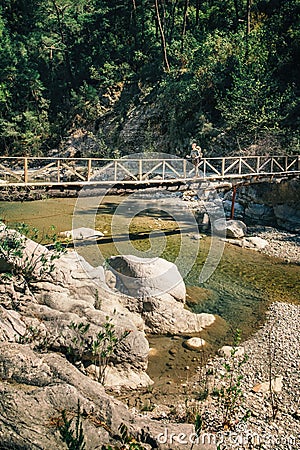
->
[216,329,250,430]
[0,222,66,284]
[67,321,91,363]
[91,317,131,385]
[101,423,147,450]
[57,400,86,450]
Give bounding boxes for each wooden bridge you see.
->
[0,155,299,189]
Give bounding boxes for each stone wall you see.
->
[224,178,300,232]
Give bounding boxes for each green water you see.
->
[0,195,299,345]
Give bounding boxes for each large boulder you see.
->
[107,255,215,335]
[140,295,215,334]
[213,218,247,238]
[108,255,186,302]
[273,204,300,232]
[0,235,151,389]
[0,342,214,450]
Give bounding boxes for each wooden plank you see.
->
[164,161,181,178]
[205,159,222,176]
[91,161,114,177]
[24,158,28,183]
[221,158,225,176]
[183,159,187,178]
[272,158,285,172]
[257,158,271,172]
[139,159,143,181]
[141,161,163,180]
[240,158,257,173]
[28,161,56,178]
[0,163,23,182]
[287,158,297,170]
[116,162,138,181]
[87,159,92,181]
[61,162,86,181]
[57,160,60,183]
[223,159,239,175]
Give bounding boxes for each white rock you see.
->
[108,255,186,302]
[185,337,206,350]
[59,227,104,240]
[191,234,203,240]
[243,236,269,250]
[252,376,283,393]
[213,218,247,238]
[219,345,245,358]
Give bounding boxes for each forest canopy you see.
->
[0,0,299,156]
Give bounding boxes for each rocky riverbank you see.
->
[0,223,220,449]
[179,185,300,265]
[137,302,300,449]
[247,226,300,264]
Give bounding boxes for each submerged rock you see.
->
[59,227,104,240]
[185,337,206,350]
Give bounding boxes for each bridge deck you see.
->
[0,155,299,188]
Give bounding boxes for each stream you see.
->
[0,193,299,404]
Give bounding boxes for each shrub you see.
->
[0,222,66,283]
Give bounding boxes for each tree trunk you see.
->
[180,0,189,54]
[154,0,170,71]
[195,0,200,26]
[246,0,252,35]
[233,0,239,29]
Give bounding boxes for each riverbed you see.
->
[0,193,299,399]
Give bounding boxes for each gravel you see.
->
[185,302,300,449]
[247,226,300,264]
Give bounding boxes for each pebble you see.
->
[196,302,300,449]
[247,226,300,264]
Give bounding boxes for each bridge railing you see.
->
[0,155,298,185]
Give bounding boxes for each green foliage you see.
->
[67,321,91,363]
[91,317,131,385]
[16,324,55,352]
[215,329,250,430]
[65,317,131,386]
[0,222,66,283]
[101,423,147,450]
[57,400,86,450]
[0,0,299,155]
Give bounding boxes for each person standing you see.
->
[190,141,203,170]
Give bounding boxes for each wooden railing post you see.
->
[231,186,237,219]
[24,157,28,183]
[139,159,143,181]
[87,158,92,181]
[114,160,118,181]
[183,158,186,178]
[256,156,260,173]
[221,158,225,177]
[57,159,60,182]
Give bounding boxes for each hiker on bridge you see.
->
[187,142,203,172]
